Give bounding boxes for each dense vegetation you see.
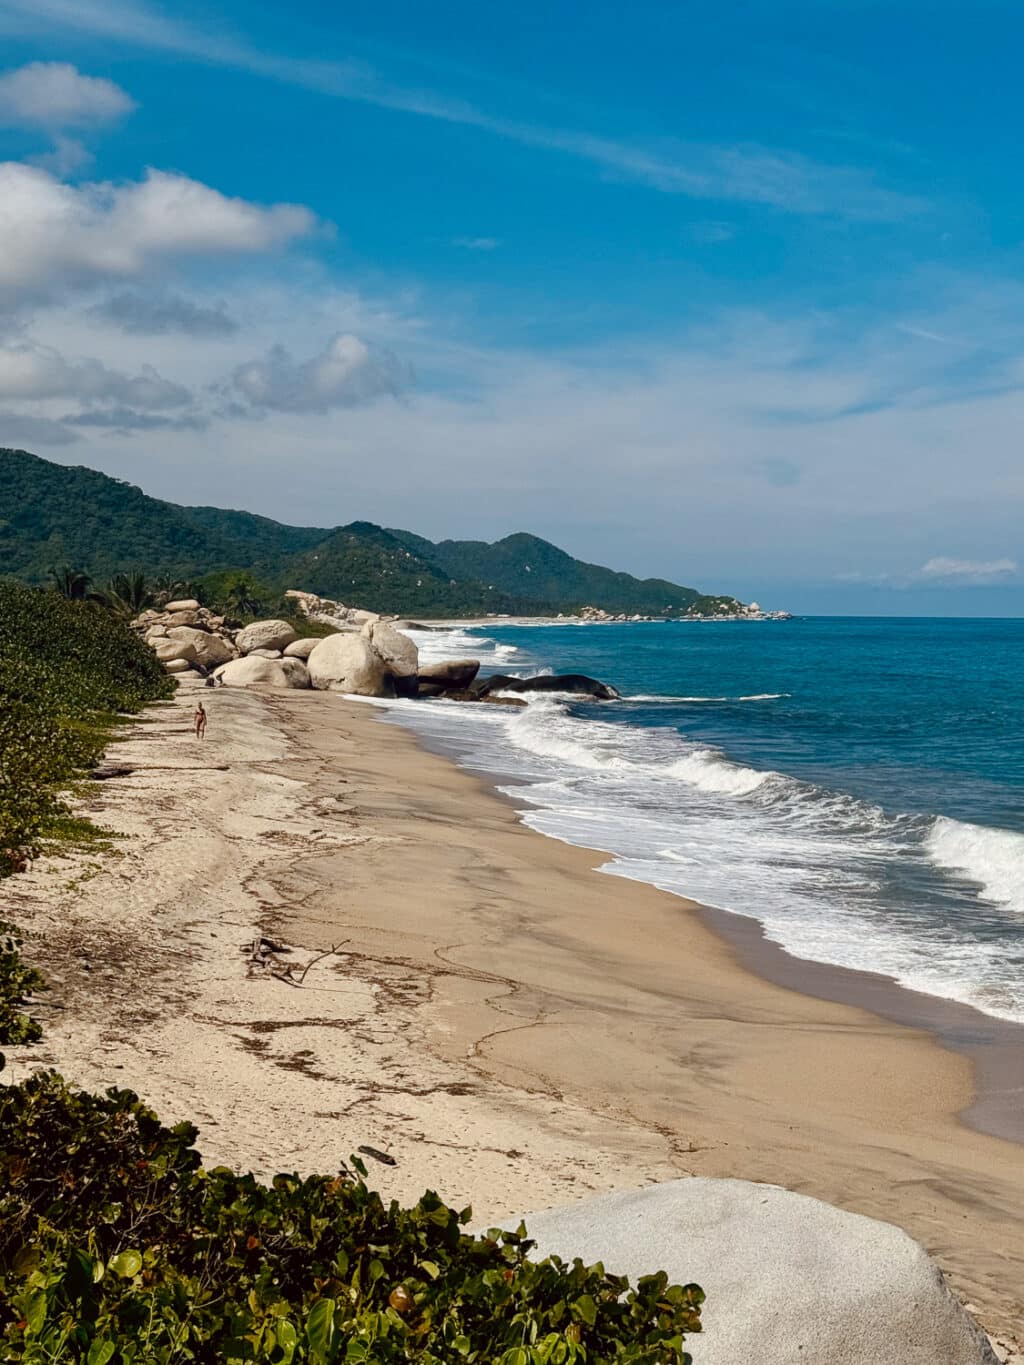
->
[0,580,173,879]
[1,448,742,617]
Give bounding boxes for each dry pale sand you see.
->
[3,681,1022,1350]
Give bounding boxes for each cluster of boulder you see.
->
[132,600,425,696]
[135,596,622,704]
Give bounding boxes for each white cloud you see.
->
[0,338,190,408]
[453,236,500,251]
[0,61,135,128]
[918,556,1018,584]
[231,333,409,412]
[0,162,320,306]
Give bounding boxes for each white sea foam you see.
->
[925,816,1024,914]
[663,750,772,795]
[368,622,1024,1024]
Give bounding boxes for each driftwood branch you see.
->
[243,937,350,987]
[357,1145,397,1167]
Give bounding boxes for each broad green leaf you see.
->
[276,1320,298,1364]
[572,1293,598,1327]
[107,1249,142,1279]
[87,1340,117,1365]
[305,1297,337,1360]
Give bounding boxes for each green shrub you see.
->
[0,582,173,879]
[0,923,44,1047]
[0,1072,704,1363]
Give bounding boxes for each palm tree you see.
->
[151,575,200,609]
[105,571,155,619]
[47,565,97,601]
[223,576,264,618]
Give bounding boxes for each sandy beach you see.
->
[3,681,1022,1348]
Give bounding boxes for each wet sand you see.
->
[4,682,1022,1349]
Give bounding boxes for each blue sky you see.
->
[0,0,1022,613]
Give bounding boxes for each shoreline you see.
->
[4,682,1022,1347]
[376,701,1024,1146]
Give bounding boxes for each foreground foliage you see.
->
[0,1072,704,1363]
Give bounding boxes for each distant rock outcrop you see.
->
[506,1179,998,1365]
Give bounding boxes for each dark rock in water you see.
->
[470,672,620,701]
[419,658,480,689]
[443,688,528,708]
[417,680,448,698]
[389,672,419,699]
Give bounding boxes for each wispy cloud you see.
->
[918,556,1018,584]
[452,236,500,251]
[0,0,924,221]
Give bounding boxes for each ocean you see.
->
[381,617,1024,1026]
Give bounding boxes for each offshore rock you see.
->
[470,672,620,701]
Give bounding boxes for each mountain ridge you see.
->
[0,447,741,617]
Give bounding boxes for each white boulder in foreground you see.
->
[306,633,391,695]
[214,656,308,689]
[507,1179,996,1365]
[236,619,297,655]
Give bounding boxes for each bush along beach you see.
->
[0,583,704,1364]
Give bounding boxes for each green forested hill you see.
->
[285,522,522,615]
[392,530,703,614]
[0,447,740,616]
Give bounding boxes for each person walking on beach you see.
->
[193,700,207,739]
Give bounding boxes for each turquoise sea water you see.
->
[392,618,1024,1024]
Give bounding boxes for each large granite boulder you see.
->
[165,609,201,627]
[364,620,419,697]
[249,647,283,659]
[163,658,193,674]
[166,626,236,668]
[420,658,480,689]
[283,637,322,659]
[214,656,308,689]
[236,619,298,655]
[164,598,200,613]
[471,672,620,701]
[307,633,393,696]
[504,1180,996,1365]
[152,637,194,664]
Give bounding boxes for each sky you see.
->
[0,0,1022,614]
